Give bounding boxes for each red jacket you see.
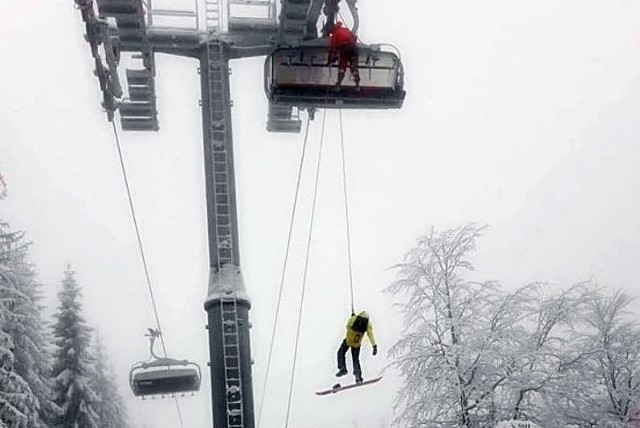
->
[329,24,357,58]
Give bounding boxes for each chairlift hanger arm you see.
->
[146,328,163,359]
[345,0,359,34]
[281,0,356,43]
[306,0,359,38]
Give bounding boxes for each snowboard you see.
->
[315,376,383,396]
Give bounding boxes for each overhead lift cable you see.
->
[338,109,356,314]
[257,116,312,428]
[285,110,328,428]
[109,122,184,428]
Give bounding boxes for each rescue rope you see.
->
[285,110,327,428]
[110,122,184,428]
[257,116,312,428]
[339,110,355,314]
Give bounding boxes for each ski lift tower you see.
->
[72,0,339,426]
[73,0,397,426]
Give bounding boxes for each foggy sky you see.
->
[2,0,640,426]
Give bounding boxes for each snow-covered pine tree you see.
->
[1,228,59,426]
[90,334,128,427]
[0,213,56,425]
[0,231,32,427]
[0,296,35,428]
[51,267,99,428]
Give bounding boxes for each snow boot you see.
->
[335,368,348,377]
[335,72,345,90]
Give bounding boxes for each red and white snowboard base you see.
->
[315,376,383,396]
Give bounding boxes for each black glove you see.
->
[373,345,378,356]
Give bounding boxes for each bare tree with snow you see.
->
[387,224,640,428]
[386,224,534,426]
[498,283,593,423]
[541,289,640,427]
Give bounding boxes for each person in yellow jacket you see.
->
[335,310,377,384]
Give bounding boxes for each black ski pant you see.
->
[337,339,361,377]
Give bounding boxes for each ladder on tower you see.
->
[220,297,244,427]
[205,0,222,32]
[206,40,244,426]
[206,40,234,267]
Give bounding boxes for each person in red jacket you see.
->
[327,22,361,89]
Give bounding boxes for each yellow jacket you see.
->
[345,311,376,348]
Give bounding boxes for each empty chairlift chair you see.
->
[264,44,405,110]
[129,328,202,398]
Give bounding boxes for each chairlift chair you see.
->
[130,357,202,397]
[129,328,202,398]
[264,44,405,110]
